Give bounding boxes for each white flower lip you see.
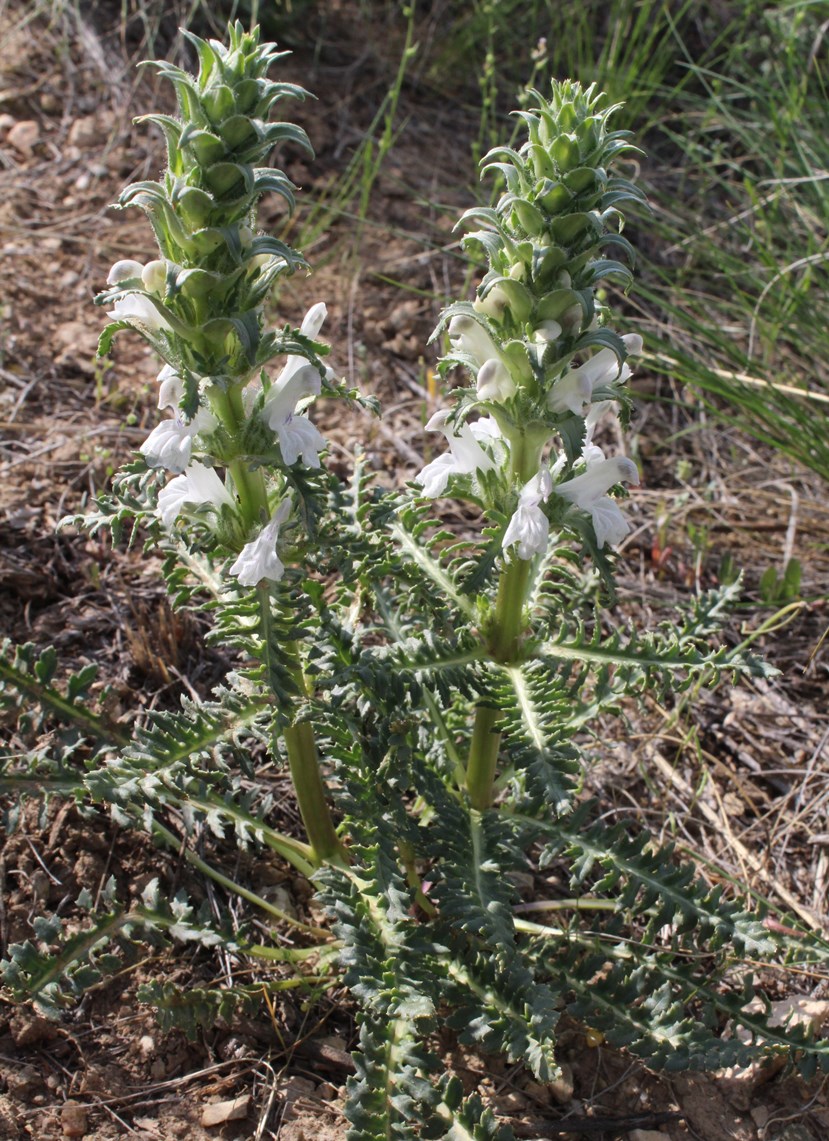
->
[533,319,562,343]
[157,364,183,410]
[416,411,499,498]
[157,462,234,528]
[107,294,173,334]
[553,455,639,548]
[140,405,216,473]
[229,499,292,587]
[140,419,196,473]
[141,259,168,294]
[474,283,510,320]
[261,303,329,468]
[548,333,643,416]
[502,467,553,560]
[555,456,639,505]
[448,314,501,370]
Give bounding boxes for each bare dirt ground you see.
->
[1,3,829,1138]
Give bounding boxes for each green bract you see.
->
[98,22,315,385]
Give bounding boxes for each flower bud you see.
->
[448,315,501,370]
[533,320,562,344]
[141,260,168,294]
[107,260,144,285]
[474,284,510,322]
[476,358,515,402]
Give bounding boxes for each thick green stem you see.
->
[222,385,270,526]
[466,705,502,812]
[210,379,344,866]
[283,716,346,866]
[260,587,346,867]
[465,430,543,810]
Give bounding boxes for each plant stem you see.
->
[213,381,344,867]
[283,716,346,866]
[465,431,542,810]
[258,586,346,867]
[466,705,502,812]
[152,820,330,937]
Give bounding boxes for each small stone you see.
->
[522,1080,551,1105]
[8,120,40,157]
[282,1076,316,1120]
[262,883,299,919]
[61,1100,88,1138]
[6,1065,42,1100]
[548,1061,574,1104]
[496,1090,529,1115]
[201,1095,251,1126]
[68,115,105,149]
[0,113,15,139]
[138,1035,155,1058]
[40,92,60,113]
[751,1106,770,1129]
[316,1082,336,1100]
[10,1012,58,1048]
[630,1133,672,1141]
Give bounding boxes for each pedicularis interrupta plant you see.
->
[4,23,829,1138]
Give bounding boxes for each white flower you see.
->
[141,259,168,294]
[141,419,197,473]
[473,283,511,321]
[157,462,234,528]
[533,319,563,344]
[229,500,292,587]
[448,314,501,368]
[415,410,499,498]
[579,400,616,468]
[107,294,172,334]
[449,315,517,401]
[476,358,515,402]
[503,467,553,560]
[157,364,183,410]
[140,405,216,473]
[548,333,642,416]
[262,303,328,468]
[107,260,145,285]
[553,455,639,548]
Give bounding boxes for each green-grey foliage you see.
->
[3,23,829,1139]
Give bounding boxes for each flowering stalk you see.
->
[4,29,807,1121]
[417,82,646,810]
[97,23,347,864]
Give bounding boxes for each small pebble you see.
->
[8,120,40,158]
[61,1099,88,1138]
[201,1095,250,1127]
